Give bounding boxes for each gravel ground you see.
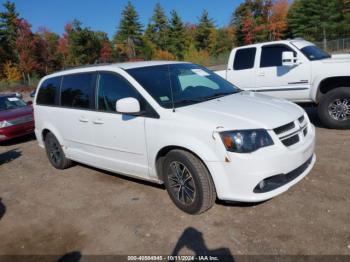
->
[0,105,349,258]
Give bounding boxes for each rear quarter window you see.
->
[233,48,256,70]
[36,77,61,106]
[60,73,95,109]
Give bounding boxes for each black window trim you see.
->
[233,47,257,71]
[260,44,297,68]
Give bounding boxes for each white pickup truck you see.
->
[216,39,350,129]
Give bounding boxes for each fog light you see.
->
[0,134,7,140]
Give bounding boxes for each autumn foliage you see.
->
[3,61,21,81]
[153,50,176,60]
[269,0,289,40]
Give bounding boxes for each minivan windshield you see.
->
[0,96,27,111]
[127,63,240,108]
[300,45,331,61]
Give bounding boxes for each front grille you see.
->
[274,115,309,148]
[8,115,33,125]
[273,122,295,135]
[254,156,313,193]
[281,134,299,146]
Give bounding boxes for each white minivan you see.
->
[34,61,316,214]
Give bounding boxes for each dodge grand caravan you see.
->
[34,61,316,214]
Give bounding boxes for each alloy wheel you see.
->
[48,138,61,165]
[167,161,196,205]
[328,98,350,121]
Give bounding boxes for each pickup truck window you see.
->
[299,45,331,61]
[233,48,256,70]
[260,45,295,68]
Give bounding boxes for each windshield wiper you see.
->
[174,99,203,105]
[200,91,237,102]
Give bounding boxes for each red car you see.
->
[0,94,34,142]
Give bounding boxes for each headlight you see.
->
[0,120,13,128]
[220,129,274,153]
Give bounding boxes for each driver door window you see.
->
[97,72,143,112]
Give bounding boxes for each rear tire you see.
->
[318,87,350,129]
[163,150,216,215]
[44,132,73,169]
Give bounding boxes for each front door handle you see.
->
[258,72,265,77]
[78,116,89,123]
[92,119,104,125]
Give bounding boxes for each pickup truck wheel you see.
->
[163,150,216,215]
[44,132,73,169]
[318,87,350,129]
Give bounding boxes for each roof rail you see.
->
[56,63,112,74]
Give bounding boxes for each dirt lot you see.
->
[0,107,349,257]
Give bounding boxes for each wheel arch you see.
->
[40,124,65,147]
[155,145,212,182]
[315,76,350,103]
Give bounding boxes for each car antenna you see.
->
[167,64,176,112]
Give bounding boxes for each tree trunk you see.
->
[323,24,327,50]
[27,73,31,85]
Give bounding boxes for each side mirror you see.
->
[282,51,299,67]
[116,97,141,115]
[27,101,33,106]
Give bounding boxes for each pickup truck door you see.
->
[254,44,311,102]
[226,47,257,90]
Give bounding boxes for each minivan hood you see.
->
[176,91,304,130]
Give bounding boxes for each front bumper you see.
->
[206,123,316,202]
[0,121,35,141]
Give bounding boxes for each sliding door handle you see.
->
[78,117,89,123]
[92,119,104,125]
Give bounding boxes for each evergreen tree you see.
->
[287,0,343,42]
[340,0,350,37]
[145,2,169,51]
[67,20,102,65]
[168,10,186,59]
[195,10,215,50]
[0,1,20,69]
[114,1,143,59]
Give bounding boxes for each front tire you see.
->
[44,132,73,169]
[318,87,350,129]
[163,150,216,215]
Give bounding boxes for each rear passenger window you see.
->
[260,45,296,68]
[233,48,256,70]
[60,73,94,109]
[97,72,143,112]
[37,77,61,106]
